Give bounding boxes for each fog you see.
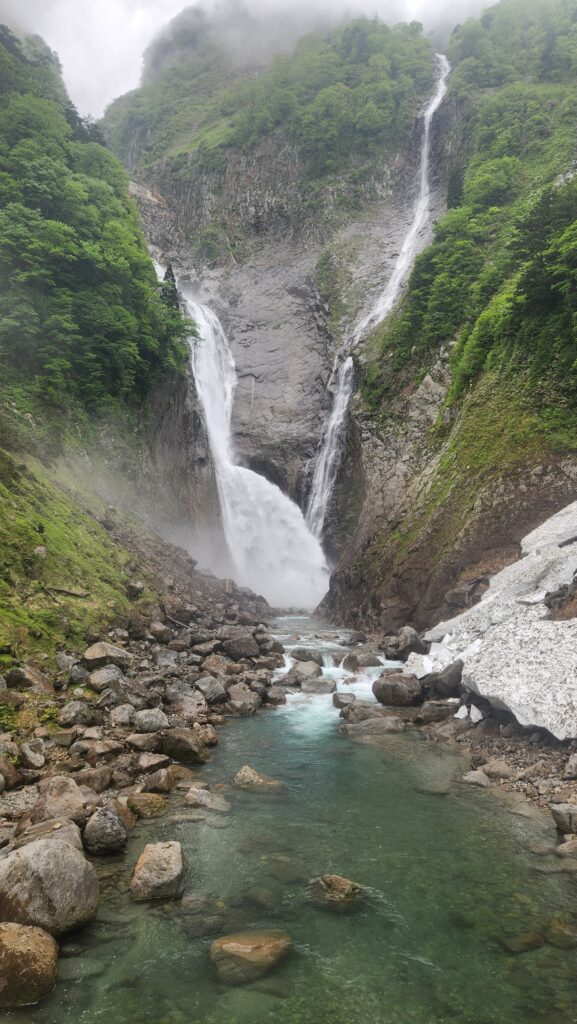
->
[0,0,489,116]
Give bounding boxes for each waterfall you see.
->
[305,53,451,541]
[179,286,330,609]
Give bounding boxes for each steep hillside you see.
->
[325,0,577,630]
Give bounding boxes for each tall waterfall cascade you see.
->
[305,54,451,542]
[179,286,329,609]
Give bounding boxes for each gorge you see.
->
[3,1,577,1021]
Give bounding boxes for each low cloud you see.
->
[0,0,489,116]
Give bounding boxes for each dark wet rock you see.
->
[83,806,128,856]
[233,765,284,794]
[210,930,292,985]
[222,636,260,660]
[309,874,364,913]
[0,922,58,1010]
[159,728,209,764]
[5,665,51,692]
[0,839,99,936]
[130,842,184,901]
[423,660,464,700]
[373,672,422,707]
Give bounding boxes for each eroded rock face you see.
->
[0,922,58,1010]
[210,930,292,985]
[130,842,184,901]
[0,839,99,936]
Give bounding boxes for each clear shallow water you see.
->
[11,619,577,1024]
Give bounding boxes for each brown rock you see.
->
[159,728,209,765]
[309,874,364,913]
[0,922,58,1009]
[233,765,284,794]
[130,842,184,901]
[500,931,545,954]
[126,793,167,819]
[210,930,292,985]
[82,642,132,671]
[373,672,422,707]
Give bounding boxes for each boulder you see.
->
[88,665,125,693]
[291,648,323,667]
[309,874,364,913]
[196,676,228,705]
[142,769,174,793]
[58,701,95,727]
[0,922,58,1009]
[0,839,99,936]
[339,717,406,736]
[210,930,292,985]
[83,806,128,855]
[12,818,82,851]
[126,793,166,819]
[74,766,113,793]
[129,842,184,901]
[222,636,260,660]
[301,679,336,695]
[233,765,284,794]
[5,665,51,693]
[414,700,456,725]
[482,759,515,781]
[133,708,170,733]
[149,622,173,644]
[227,684,261,715]
[127,732,159,752]
[551,804,577,834]
[373,672,422,707]
[284,661,322,686]
[20,741,45,770]
[333,692,356,709]
[500,931,545,954]
[424,660,464,699]
[0,755,23,791]
[340,653,359,673]
[29,776,91,826]
[386,626,428,661]
[83,642,132,671]
[263,686,286,706]
[159,728,209,765]
[202,654,230,676]
[184,786,232,813]
[136,752,171,774]
[462,770,491,788]
[543,918,577,949]
[340,702,394,724]
[563,754,577,780]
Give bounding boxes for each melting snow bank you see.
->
[409,502,577,741]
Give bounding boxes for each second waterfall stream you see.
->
[306,53,451,541]
[180,287,329,609]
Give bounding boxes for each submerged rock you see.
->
[233,765,284,794]
[210,930,292,985]
[339,717,405,736]
[500,931,545,954]
[309,874,364,913]
[184,787,231,813]
[0,922,58,1009]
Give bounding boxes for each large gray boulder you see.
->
[0,839,99,936]
[0,922,58,1009]
[373,672,422,707]
[291,648,324,667]
[133,708,170,733]
[58,701,95,727]
[196,676,228,705]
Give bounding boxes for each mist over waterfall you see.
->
[180,287,329,608]
[306,54,451,541]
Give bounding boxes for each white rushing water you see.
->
[179,286,329,609]
[305,54,451,541]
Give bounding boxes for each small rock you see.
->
[233,765,284,794]
[500,931,545,954]
[59,701,95,728]
[543,917,577,949]
[210,930,292,986]
[309,874,364,913]
[184,786,232,813]
[88,665,125,693]
[462,771,491,788]
[126,793,167,819]
[149,622,173,644]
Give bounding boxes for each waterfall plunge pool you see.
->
[13,618,577,1024]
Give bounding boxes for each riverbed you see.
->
[12,618,577,1024]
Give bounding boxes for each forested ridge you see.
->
[364,0,577,453]
[0,26,187,420]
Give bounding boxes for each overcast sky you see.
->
[0,0,488,117]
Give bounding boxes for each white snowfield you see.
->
[409,501,577,740]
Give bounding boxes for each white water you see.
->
[305,54,451,541]
[180,286,329,609]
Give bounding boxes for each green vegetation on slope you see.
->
[0,26,187,415]
[363,0,577,456]
[103,15,433,181]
